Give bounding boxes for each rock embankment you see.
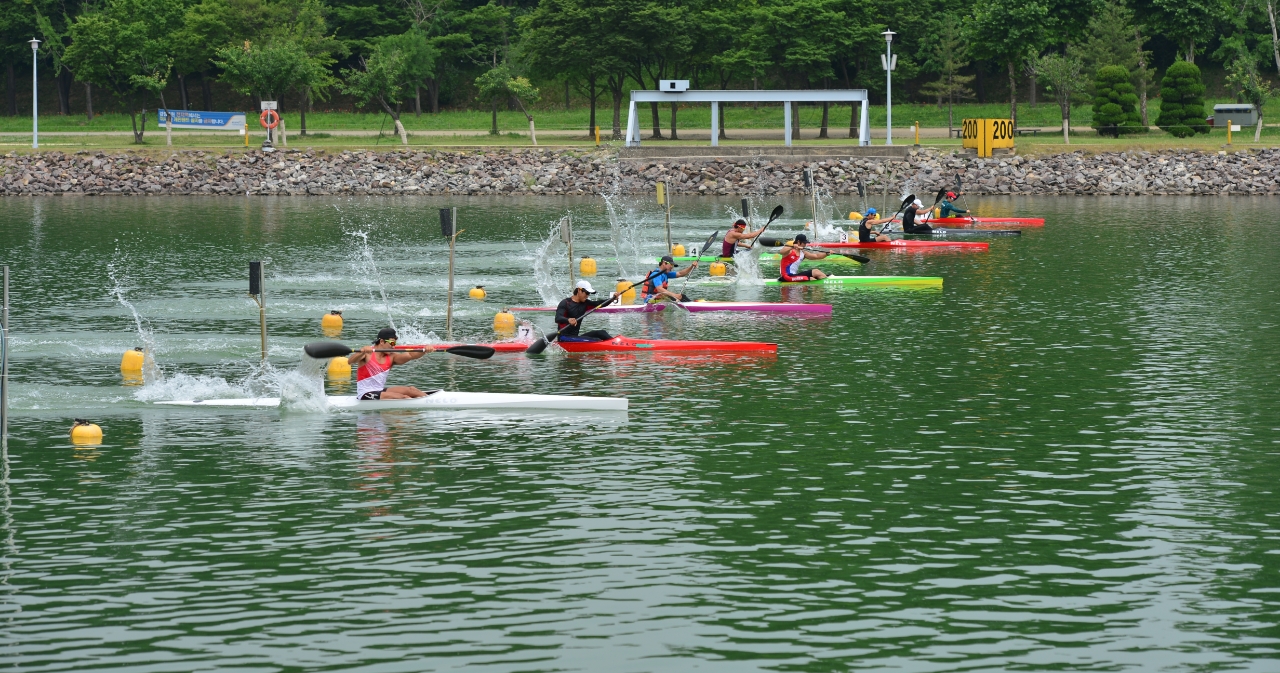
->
[1,147,1278,196]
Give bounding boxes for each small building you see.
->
[1209,104,1257,127]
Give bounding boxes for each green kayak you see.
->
[763,275,942,288]
[668,254,860,266]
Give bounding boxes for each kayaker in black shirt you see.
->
[857,207,893,242]
[555,280,617,341]
[901,197,934,234]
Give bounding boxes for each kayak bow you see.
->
[676,301,832,314]
[557,335,777,353]
[156,391,628,411]
[763,275,943,288]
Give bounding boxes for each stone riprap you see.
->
[2,147,1278,196]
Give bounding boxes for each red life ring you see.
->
[259,109,280,129]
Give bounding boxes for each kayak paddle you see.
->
[676,229,721,298]
[304,342,496,360]
[879,193,916,236]
[525,269,664,355]
[755,237,871,265]
[745,205,786,252]
[955,173,976,222]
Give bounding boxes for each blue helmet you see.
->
[866,208,877,216]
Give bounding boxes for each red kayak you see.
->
[556,336,777,354]
[399,342,532,353]
[820,240,988,250]
[921,216,1044,227]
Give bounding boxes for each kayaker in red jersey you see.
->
[349,327,431,400]
[778,234,832,281]
[857,208,893,242]
[721,219,766,257]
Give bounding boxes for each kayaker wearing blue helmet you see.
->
[857,208,893,242]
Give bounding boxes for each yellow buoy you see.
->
[321,310,343,331]
[493,310,516,332]
[70,419,103,445]
[671,244,686,257]
[709,261,728,276]
[327,356,352,378]
[121,347,144,373]
[579,256,597,276]
[616,279,636,304]
[849,211,861,220]
[469,285,486,300]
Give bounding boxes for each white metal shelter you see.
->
[625,89,871,147]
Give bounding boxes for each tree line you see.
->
[0,0,1276,143]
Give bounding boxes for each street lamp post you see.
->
[29,38,40,149]
[882,30,895,146]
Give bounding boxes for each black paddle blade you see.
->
[698,230,720,257]
[769,205,784,222]
[758,236,785,247]
[934,187,948,205]
[443,345,496,359]
[304,342,353,359]
[955,174,963,191]
[844,253,872,264]
[900,193,916,211]
[525,338,551,355]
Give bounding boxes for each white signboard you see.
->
[156,110,247,132]
[260,101,278,111]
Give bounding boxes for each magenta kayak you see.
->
[677,301,832,315]
[506,304,664,314]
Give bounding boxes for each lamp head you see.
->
[882,29,895,44]
[29,38,41,52]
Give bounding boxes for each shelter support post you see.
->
[710,102,719,147]
[784,102,792,147]
[625,100,639,147]
[859,101,870,146]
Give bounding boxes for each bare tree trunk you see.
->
[564,80,570,111]
[57,67,71,114]
[791,101,800,139]
[610,77,624,139]
[491,99,498,134]
[1268,1,1280,72]
[1061,103,1070,144]
[414,85,421,116]
[1136,29,1149,125]
[178,73,189,110]
[1007,61,1018,126]
[1255,113,1264,142]
[201,74,213,110]
[6,63,16,116]
[300,89,309,135]
[670,103,678,140]
[587,74,597,137]
[85,83,94,120]
[428,77,440,113]
[849,102,857,138]
[719,102,728,140]
[1028,72,1037,108]
[819,101,829,138]
[1186,39,1195,64]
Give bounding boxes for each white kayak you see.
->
[156,391,627,412]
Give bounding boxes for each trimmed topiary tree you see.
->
[1155,60,1208,138]
[1092,66,1144,136]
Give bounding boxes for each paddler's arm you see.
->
[391,347,431,365]
[675,261,698,278]
[348,345,373,364]
[804,249,831,259]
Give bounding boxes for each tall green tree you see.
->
[2,0,39,116]
[1223,39,1273,141]
[1154,59,1208,137]
[1132,0,1228,64]
[63,0,185,142]
[339,31,432,145]
[1035,53,1086,144]
[919,19,973,133]
[966,0,1048,126]
[1091,65,1143,136]
[475,62,540,142]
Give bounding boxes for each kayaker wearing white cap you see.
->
[901,196,934,234]
[555,280,618,342]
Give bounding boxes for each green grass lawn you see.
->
[0,99,1271,154]
[0,99,1211,134]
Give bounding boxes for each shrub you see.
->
[1155,60,1208,138]
[1092,66,1145,136]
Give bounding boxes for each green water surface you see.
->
[0,195,1278,672]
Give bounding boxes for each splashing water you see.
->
[811,185,849,242]
[131,359,328,412]
[602,184,648,280]
[530,217,570,305]
[348,230,396,330]
[106,256,163,385]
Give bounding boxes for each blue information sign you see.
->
[155,110,247,131]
